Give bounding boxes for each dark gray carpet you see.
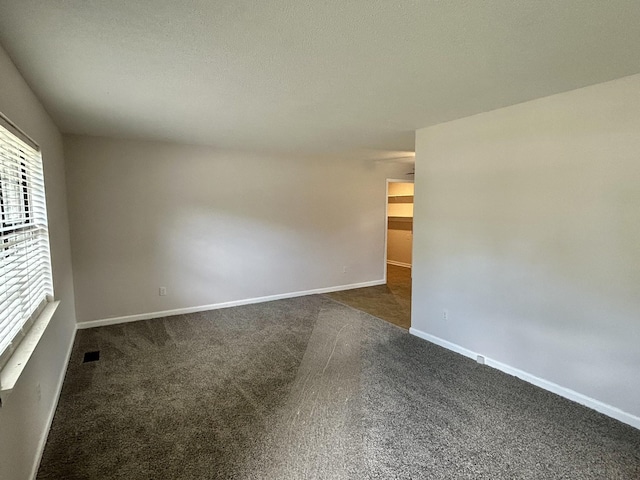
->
[38,296,640,479]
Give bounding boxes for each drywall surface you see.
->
[65,135,410,323]
[413,74,640,419]
[0,46,77,479]
[387,223,412,266]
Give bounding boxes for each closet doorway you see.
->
[386,180,414,270]
[383,180,414,327]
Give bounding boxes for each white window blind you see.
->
[0,117,53,371]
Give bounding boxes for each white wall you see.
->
[0,46,77,479]
[387,222,413,266]
[412,74,640,424]
[65,135,410,323]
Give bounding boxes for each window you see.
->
[0,115,53,371]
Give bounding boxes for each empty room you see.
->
[0,1,639,479]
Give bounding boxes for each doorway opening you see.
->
[385,180,414,269]
[323,179,413,329]
[383,179,414,327]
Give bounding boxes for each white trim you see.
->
[409,327,640,431]
[409,328,476,359]
[0,301,60,403]
[387,260,412,269]
[384,180,390,283]
[29,325,77,480]
[77,279,387,329]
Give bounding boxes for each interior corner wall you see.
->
[64,135,411,324]
[412,74,640,422]
[0,46,77,479]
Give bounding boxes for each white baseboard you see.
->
[30,325,77,480]
[409,328,476,359]
[77,279,386,330]
[387,260,412,269]
[409,327,640,431]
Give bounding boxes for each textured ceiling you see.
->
[0,0,639,154]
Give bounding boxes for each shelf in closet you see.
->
[388,194,414,203]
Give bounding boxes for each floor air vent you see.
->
[83,351,100,363]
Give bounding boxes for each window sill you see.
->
[0,300,60,406]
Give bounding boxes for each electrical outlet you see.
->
[342,266,347,274]
[442,309,448,321]
[159,287,167,296]
[36,383,41,402]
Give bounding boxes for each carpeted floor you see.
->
[38,296,640,479]
[325,263,411,329]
